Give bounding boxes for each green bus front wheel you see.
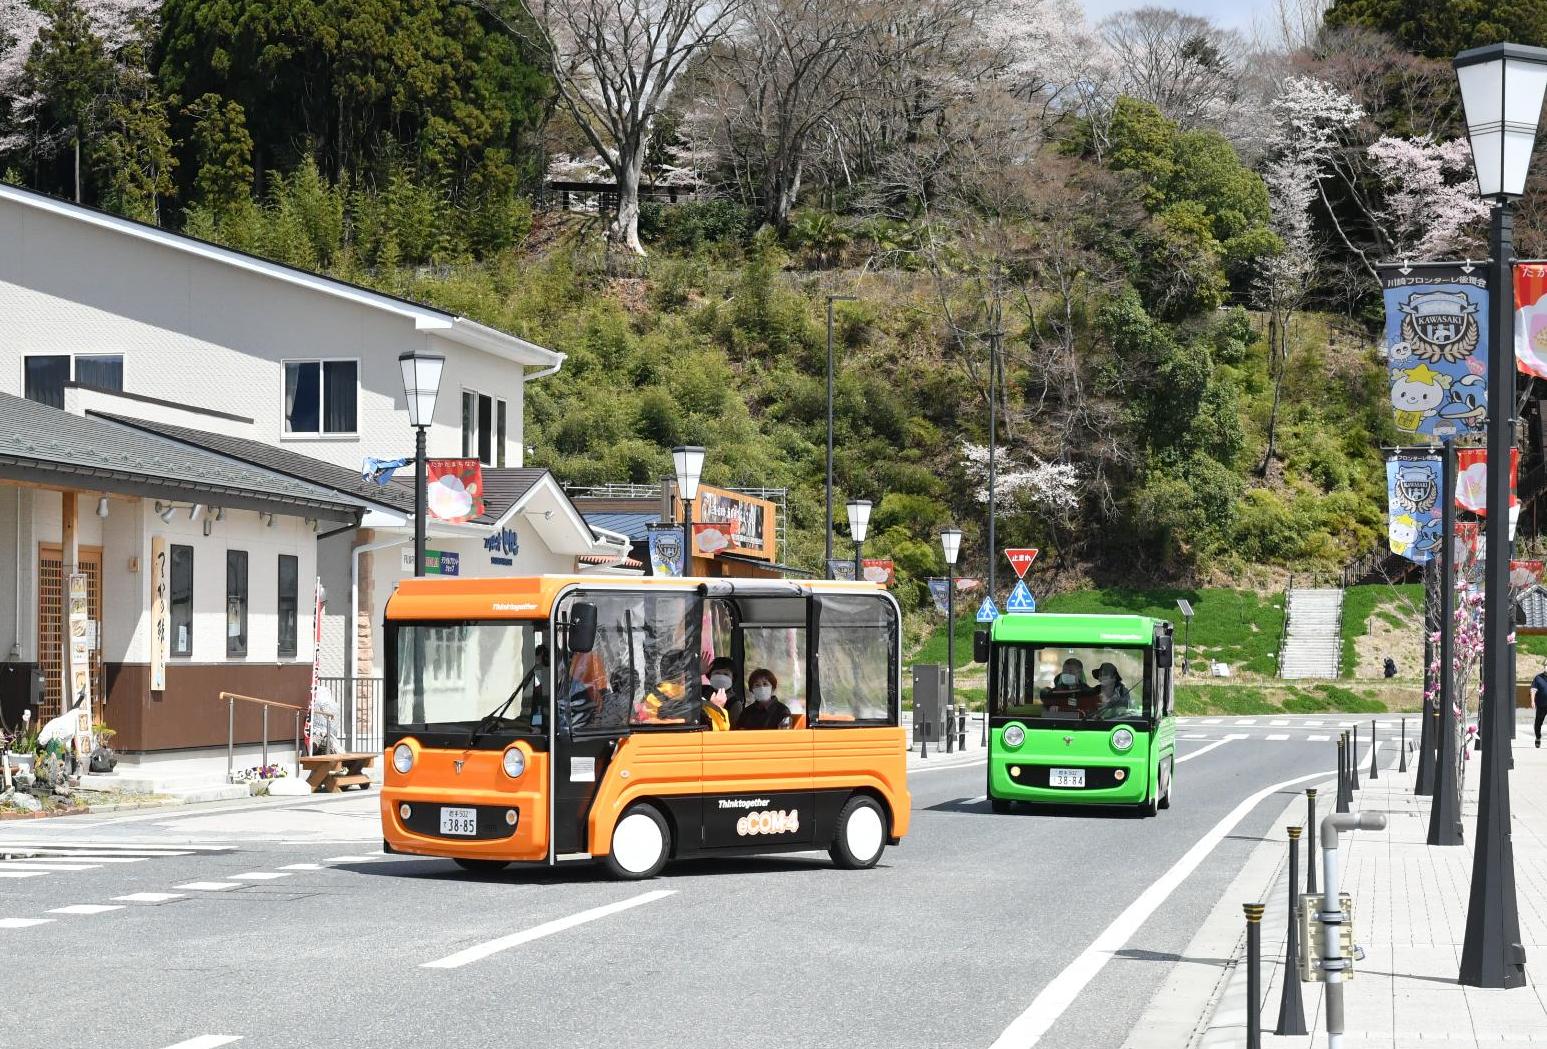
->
[990,797,1013,815]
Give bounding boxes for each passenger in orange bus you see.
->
[735,668,792,730]
[705,655,743,723]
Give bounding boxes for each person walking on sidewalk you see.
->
[1533,665,1547,748]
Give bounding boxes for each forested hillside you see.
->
[5,0,1546,613]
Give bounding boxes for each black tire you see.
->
[453,858,510,872]
[603,803,671,880]
[829,795,888,869]
[1158,758,1174,810]
[990,797,1014,815]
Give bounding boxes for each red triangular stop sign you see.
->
[1005,548,1038,579]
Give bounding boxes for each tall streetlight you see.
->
[826,294,857,574]
[941,527,962,713]
[399,351,445,579]
[1453,41,1547,989]
[672,445,705,576]
[847,499,871,581]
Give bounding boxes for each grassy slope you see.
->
[1339,583,1424,677]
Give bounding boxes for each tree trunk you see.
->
[1259,310,1288,475]
[73,134,80,204]
[607,139,649,256]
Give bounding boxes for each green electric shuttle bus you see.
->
[975,613,1177,815]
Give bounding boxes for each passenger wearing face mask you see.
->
[704,656,743,725]
[735,668,792,730]
[1041,657,1094,716]
[1095,662,1135,718]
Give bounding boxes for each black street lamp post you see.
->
[847,499,871,582]
[942,528,962,714]
[1453,41,1547,989]
[826,294,856,574]
[672,446,705,576]
[1429,440,1462,846]
[398,350,446,579]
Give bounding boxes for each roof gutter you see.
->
[524,355,566,382]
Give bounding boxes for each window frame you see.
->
[276,554,299,660]
[280,357,359,439]
[808,592,901,727]
[226,549,249,659]
[169,544,194,659]
[987,640,1156,729]
[23,353,125,409]
[460,387,507,467]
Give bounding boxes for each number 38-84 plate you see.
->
[440,807,477,836]
[1049,768,1085,788]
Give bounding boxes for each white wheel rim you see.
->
[612,812,664,874]
[845,805,885,862]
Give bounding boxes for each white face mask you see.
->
[1057,672,1078,686]
[709,674,732,690]
[752,685,773,703]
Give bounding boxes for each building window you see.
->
[283,359,358,435]
[460,389,506,467]
[226,550,248,658]
[24,354,123,409]
[277,554,298,659]
[170,544,194,657]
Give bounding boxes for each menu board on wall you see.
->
[150,535,168,691]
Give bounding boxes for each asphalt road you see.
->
[0,715,1399,1049]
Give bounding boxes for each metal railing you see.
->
[220,691,301,783]
[318,676,384,755]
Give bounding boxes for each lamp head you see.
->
[940,527,963,566]
[398,350,446,428]
[846,499,872,544]
[1454,43,1547,199]
[671,445,706,503]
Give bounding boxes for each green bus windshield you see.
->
[992,643,1150,723]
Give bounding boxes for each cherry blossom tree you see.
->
[959,439,1081,514]
[1366,134,1490,260]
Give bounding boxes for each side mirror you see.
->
[973,630,990,664]
[568,602,598,654]
[1155,635,1174,670]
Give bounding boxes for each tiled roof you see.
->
[582,511,659,541]
[0,395,365,516]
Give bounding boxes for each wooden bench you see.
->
[298,752,377,793]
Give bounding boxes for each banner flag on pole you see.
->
[1380,263,1488,439]
[1386,453,1443,564]
[1514,262,1547,378]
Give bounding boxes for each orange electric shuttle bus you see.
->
[381,575,910,879]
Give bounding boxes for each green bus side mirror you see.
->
[1155,635,1174,669]
[973,630,990,664]
[569,602,598,654]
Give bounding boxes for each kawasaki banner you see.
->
[1386,453,1443,563]
[1381,263,1488,439]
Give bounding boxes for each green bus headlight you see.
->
[1111,727,1135,752]
[1003,724,1025,748]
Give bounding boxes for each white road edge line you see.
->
[157,1037,243,1049]
[909,756,987,775]
[1175,734,1245,764]
[422,890,676,970]
[988,762,1340,1049]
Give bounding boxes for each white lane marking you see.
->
[174,882,242,891]
[1180,733,1207,740]
[47,904,124,915]
[0,917,54,928]
[3,856,150,864]
[321,854,386,862]
[230,872,290,881]
[1304,720,1324,726]
[1308,734,1331,742]
[0,861,101,872]
[908,757,987,775]
[0,871,49,879]
[279,863,323,871]
[1269,719,1290,726]
[114,892,185,903]
[157,1037,243,1049]
[1201,718,1223,724]
[967,795,987,804]
[422,890,676,970]
[1233,719,1258,725]
[1175,734,1246,764]
[989,763,1336,1049]
[1266,734,1290,741]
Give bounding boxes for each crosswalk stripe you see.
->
[1266,734,1290,741]
[1308,734,1331,741]
[47,904,124,915]
[0,917,54,928]
[113,892,185,903]
[0,871,49,879]
[0,862,101,872]
[174,882,242,892]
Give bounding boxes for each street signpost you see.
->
[976,596,1000,623]
[1005,548,1039,579]
[1006,580,1036,614]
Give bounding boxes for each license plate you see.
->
[1049,768,1085,788]
[440,807,477,836]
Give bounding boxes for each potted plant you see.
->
[88,722,117,774]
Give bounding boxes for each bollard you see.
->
[293,710,301,778]
[945,705,955,754]
[1399,719,1408,773]
[981,710,988,747]
[1320,811,1389,1049]
[262,705,270,772]
[1349,724,1360,791]
[1336,737,1350,813]
[1275,826,1308,1036]
[1244,902,1265,1049]
[227,695,235,783]
[920,722,929,760]
[1369,719,1378,780]
[1305,789,1318,896]
[958,708,967,752]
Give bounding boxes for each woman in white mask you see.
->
[1053,658,1088,691]
[704,656,743,724]
[735,668,792,730]
[1095,662,1134,718]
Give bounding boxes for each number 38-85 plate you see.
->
[1049,768,1085,788]
[440,807,477,836]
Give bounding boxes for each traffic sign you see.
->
[975,596,1000,623]
[1005,548,1039,579]
[1006,580,1036,614]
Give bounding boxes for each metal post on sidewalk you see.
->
[1336,737,1350,814]
[920,723,929,760]
[1306,790,1318,896]
[958,708,966,752]
[1276,827,1308,1036]
[1319,811,1388,1049]
[293,710,301,778]
[261,705,269,772]
[1244,903,1265,1049]
[1350,724,1360,791]
[226,694,235,783]
[1370,719,1379,780]
[1399,719,1408,774]
[981,709,988,747]
[945,705,955,754]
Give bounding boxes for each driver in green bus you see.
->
[1041,657,1090,697]
[1094,662,1137,718]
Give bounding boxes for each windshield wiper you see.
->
[468,663,542,747]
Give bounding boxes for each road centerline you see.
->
[421,890,676,970]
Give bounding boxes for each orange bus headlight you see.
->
[501,747,526,779]
[392,743,414,774]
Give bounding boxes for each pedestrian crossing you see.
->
[0,839,234,880]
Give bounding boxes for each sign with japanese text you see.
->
[484,527,519,567]
[400,548,460,576]
[1380,263,1488,439]
[1004,548,1039,579]
[861,559,895,586]
[427,458,485,524]
[1385,453,1442,564]
[149,535,168,691]
[649,526,686,577]
[677,484,777,561]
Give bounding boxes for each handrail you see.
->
[220,691,301,783]
[1277,575,1293,677]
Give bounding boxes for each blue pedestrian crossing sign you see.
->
[1006,580,1036,614]
[975,596,1000,623]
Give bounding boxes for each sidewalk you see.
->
[904,710,987,771]
[1191,725,1547,1048]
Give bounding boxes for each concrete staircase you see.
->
[1278,587,1343,679]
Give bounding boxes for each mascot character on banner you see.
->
[1386,454,1444,563]
[1380,263,1488,440]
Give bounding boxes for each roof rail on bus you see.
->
[696,579,808,599]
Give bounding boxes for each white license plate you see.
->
[440,807,477,836]
[1049,768,1085,788]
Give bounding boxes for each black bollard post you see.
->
[1244,903,1265,1049]
[1336,737,1351,813]
[1275,827,1308,1036]
[1399,719,1408,773]
[945,706,954,754]
[1370,719,1379,780]
[1305,790,1318,896]
[921,722,929,760]
[958,708,966,752]
[1350,724,1361,791]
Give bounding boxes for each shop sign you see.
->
[400,548,460,576]
[686,485,776,560]
[67,572,92,753]
[484,527,519,566]
[150,535,168,691]
[693,522,734,557]
[427,458,485,524]
[861,559,894,586]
